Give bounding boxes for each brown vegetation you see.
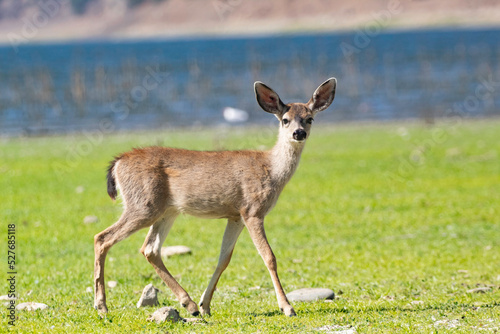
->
[0,0,499,43]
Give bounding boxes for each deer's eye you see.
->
[282,119,290,125]
[306,118,314,124]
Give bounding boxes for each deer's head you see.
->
[254,78,337,144]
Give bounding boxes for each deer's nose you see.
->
[293,129,307,141]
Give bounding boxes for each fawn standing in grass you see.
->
[94,77,337,317]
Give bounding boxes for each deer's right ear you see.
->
[254,81,286,116]
[307,77,337,115]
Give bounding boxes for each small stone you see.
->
[147,306,182,323]
[83,215,99,224]
[315,325,357,334]
[161,245,192,258]
[467,287,492,294]
[457,269,469,274]
[86,287,93,293]
[137,284,159,308]
[446,148,461,158]
[434,319,460,329]
[411,300,424,305]
[2,297,16,307]
[0,295,16,300]
[183,317,205,324]
[75,186,85,193]
[108,281,117,288]
[16,302,48,311]
[286,288,335,302]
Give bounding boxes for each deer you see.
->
[93,77,337,317]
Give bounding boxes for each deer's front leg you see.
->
[200,218,244,315]
[243,216,296,317]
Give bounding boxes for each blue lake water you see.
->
[0,27,499,135]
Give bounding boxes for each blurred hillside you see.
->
[0,0,499,43]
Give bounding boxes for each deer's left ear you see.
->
[254,81,286,116]
[307,78,337,114]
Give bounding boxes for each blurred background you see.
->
[0,0,499,135]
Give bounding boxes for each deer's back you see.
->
[113,146,279,219]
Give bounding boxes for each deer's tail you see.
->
[106,157,120,200]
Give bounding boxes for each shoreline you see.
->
[3,116,500,139]
[1,22,499,47]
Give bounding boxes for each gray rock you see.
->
[467,287,492,294]
[161,245,192,258]
[315,325,357,334]
[147,307,182,323]
[1,295,16,307]
[137,284,159,308]
[286,288,335,302]
[184,317,205,324]
[83,215,99,224]
[16,302,48,311]
[0,295,16,300]
[434,319,460,329]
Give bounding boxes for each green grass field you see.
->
[2,119,499,333]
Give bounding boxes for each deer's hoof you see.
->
[94,303,108,314]
[182,300,200,316]
[283,306,296,317]
[200,305,211,316]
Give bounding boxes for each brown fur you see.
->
[110,147,275,220]
[93,78,337,317]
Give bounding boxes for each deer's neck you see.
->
[269,132,305,185]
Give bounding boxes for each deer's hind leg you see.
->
[94,208,162,313]
[94,163,170,314]
[140,210,200,316]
